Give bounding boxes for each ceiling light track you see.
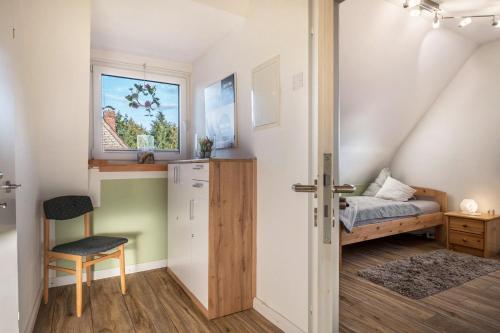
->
[402,0,500,30]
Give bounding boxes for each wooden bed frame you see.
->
[340,186,448,250]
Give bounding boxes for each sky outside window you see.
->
[101,75,179,129]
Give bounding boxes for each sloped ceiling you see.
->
[91,0,247,63]
[339,0,477,184]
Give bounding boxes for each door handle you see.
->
[1,181,21,193]
[189,199,194,220]
[0,203,7,209]
[291,183,317,193]
[332,184,356,194]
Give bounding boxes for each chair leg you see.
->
[75,257,83,318]
[43,253,49,304]
[86,256,91,287]
[119,244,126,295]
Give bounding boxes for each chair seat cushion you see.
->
[52,236,128,256]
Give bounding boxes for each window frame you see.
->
[92,64,188,161]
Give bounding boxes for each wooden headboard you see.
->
[413,186,448,212]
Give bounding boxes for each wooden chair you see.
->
[43,195,128,317]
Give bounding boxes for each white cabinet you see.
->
[167,163,209,308]
[168,159,256,319]
[189,179,209,308]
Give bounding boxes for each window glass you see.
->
[100,74,180,151]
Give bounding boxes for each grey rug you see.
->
[357,250,500,299]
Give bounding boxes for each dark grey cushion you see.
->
[52,236,128,256]
[44,196,93,220]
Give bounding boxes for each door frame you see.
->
[308,0,341,332]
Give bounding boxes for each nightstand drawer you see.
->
[449,218,484,235]
[449,231,484,250]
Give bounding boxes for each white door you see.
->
[167,164,180,268]
[167,164,191,285]
[189,179,209,308]
[293,1,347,332]
[0,0,20,331]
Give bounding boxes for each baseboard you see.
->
[50,259,168,288]
[22,282,43,333]
[253,298,306,333]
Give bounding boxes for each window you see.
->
[92,65,188,160]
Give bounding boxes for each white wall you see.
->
[22,0,91,200]
[339,0,477,184]
[391,40,500,212]
[190,0,309,330]
[15,1,91,331]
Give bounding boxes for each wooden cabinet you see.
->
[445,211,500,257]
[167,158,256,319]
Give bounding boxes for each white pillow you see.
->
[362,168,391,196]
[375,176,416,202]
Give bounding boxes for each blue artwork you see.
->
[204,74,236,149]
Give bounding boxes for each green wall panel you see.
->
[55,178,167,274]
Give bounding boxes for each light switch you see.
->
[293,72,304,90]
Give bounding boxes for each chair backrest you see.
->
[43,196,93,221]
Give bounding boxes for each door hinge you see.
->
[12,28,15,39]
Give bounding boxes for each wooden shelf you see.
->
[89,160,168,172]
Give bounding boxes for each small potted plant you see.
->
[198,136,214,158]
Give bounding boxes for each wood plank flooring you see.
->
[34,269,282,333]
[34,235,500,332]
[340,234,500,333]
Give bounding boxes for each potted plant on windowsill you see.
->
[198,136,214,158]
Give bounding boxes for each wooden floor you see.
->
[34,268,282,333]
[340,234,500,333]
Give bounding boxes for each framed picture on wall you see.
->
[204,73,236,149]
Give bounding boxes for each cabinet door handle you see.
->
[189,199,194,220]
[192,182,204,188]
[193,165,204,170]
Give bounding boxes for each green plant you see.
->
[198,136,214,153]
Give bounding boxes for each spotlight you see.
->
[458,17,472,28]
[410,8,422,17]
[493,17,500,28]
[433,13,440,29]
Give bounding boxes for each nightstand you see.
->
[445,211,500,257]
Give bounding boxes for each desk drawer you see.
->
[190,163,209,181]
[449,231,484,250]
[449,218,484,235]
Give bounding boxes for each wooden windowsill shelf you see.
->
[89,160,168,172]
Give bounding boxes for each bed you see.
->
[340,187,448,250]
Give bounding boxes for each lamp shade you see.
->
[460,199,478,214]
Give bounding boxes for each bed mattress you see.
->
[339,196,440,232]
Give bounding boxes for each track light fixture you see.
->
[433,12,440,29]
[402,0,500,30]
[493,17,500,28]
[458,17,472,28]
